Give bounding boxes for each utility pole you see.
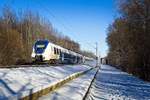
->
[83,42,99,67]
[95,42,98,67]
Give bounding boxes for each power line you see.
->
[33,1,79,39]
[8,0,88,51]
[9,0,81,46]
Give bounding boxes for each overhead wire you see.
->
[32,0,80,40]
[8,0,90,52]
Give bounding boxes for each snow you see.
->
[39,67,98,100]
[86,65,150,100]
[0,64,92,100]
[3,63,149,100]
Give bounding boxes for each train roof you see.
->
[35,40,91,58]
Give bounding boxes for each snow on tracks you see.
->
[0,65,92,100]
[39,67,98,100]
[86,65,150,100]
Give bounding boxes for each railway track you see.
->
[0,63,66,68]
[0,63,90,68]
[83,65,100,100]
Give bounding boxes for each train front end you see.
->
[31,40,49,62]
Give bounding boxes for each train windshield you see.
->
[36,44,45,48]
[34,40,49,53]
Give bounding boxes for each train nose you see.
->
[35,55,44,61]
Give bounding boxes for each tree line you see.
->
[0,6,94,66]
[106,0,150,81]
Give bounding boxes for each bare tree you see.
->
[107,0,150,81]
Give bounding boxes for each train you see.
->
[31,40,87,64]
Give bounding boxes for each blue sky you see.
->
[0,0,116,57]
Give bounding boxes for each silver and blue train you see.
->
[31,40,85,64]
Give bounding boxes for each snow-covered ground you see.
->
[86,65,150,100]
[0,64,92,100]
[39,67,98,100]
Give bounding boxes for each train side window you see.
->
[57,48,59,54]
[54,47,57,54]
